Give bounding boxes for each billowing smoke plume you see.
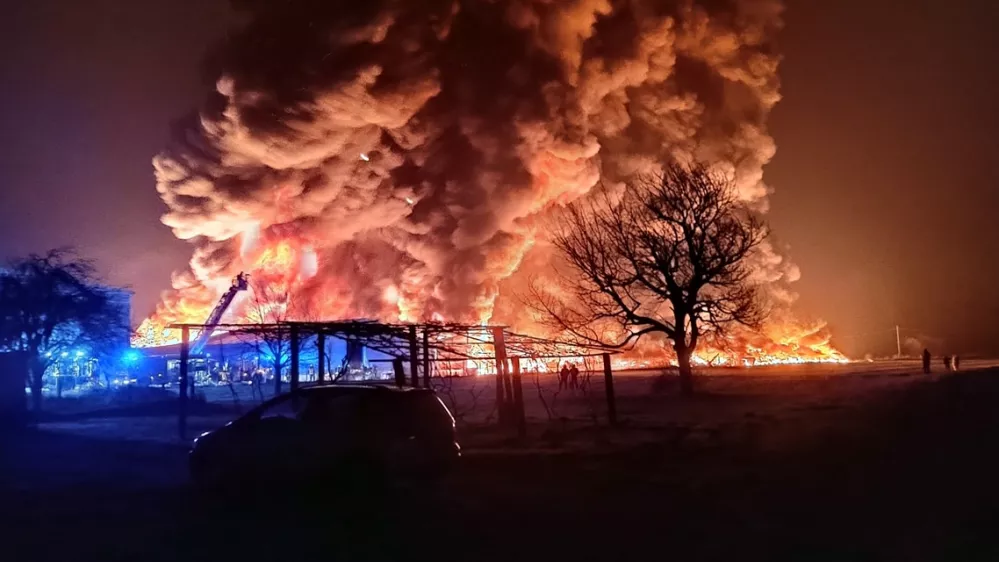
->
[140,0,832,360]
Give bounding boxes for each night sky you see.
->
[1,0,997,357]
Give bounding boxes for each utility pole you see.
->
[895,325,902,358]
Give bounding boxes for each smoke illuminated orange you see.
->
[133,230,847,367]
[132,0,848,368]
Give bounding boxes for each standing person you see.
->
[943,355,952,372]
[559,363,570,391]
[922,348,931,374]
[569,363,580,390]
[252,368,265,401]
[954,356,961,371]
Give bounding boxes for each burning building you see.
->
[134,0,844,367]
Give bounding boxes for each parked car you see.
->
[189,384,460,490]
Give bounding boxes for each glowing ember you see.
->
[133,0,847,368]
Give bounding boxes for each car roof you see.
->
[295,383,430,395]
[245,383,431,417]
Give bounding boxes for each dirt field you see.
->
[5,365,999,560]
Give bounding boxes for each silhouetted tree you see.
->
[0,249,128,411]
[532,163,768,395]
[243,279,312,395]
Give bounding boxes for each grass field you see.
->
[6,365,999,560]
[35,358,999,445]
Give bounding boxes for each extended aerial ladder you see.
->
[189,272,249,356]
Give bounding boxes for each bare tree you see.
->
[575,356,601,424]
[532,370,560,421]
[432,369,489,425]
[242,280,307,395]
[528,359,566,422]
[531,163,768,395]
[0,249,129,412]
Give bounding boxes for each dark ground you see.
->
[3,371,999,561]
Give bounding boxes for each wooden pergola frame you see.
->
[169,321,620,439]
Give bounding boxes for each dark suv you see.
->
[189,385,460,490]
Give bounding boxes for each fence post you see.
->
[317,332,326,384]
[289,324,300,393]
[178,325,190,440]
[602,353,617,426]
[409,325,419,387]
[273,331,283,396]
[491,327,509,426]
[422,328,431,388]
[393,358,406,388]
[511,357,526,438]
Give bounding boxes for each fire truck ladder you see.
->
[190,272,249,356]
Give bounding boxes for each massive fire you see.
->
[133,225,846,367]
[133,0,847,368]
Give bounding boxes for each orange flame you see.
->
[134,229,847,368]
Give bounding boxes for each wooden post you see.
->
[289,324,300,393]
[409,325,419,388]
[178,325,190,440]
[602,353,617,426]
[393,358,406,388]
[494,362,506,425]
[422,328,431,388]
[511,357,526,439]
[502,365,514,416]
[317,332,326,385]
[491,327,508,426]
[273,330,283,396]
